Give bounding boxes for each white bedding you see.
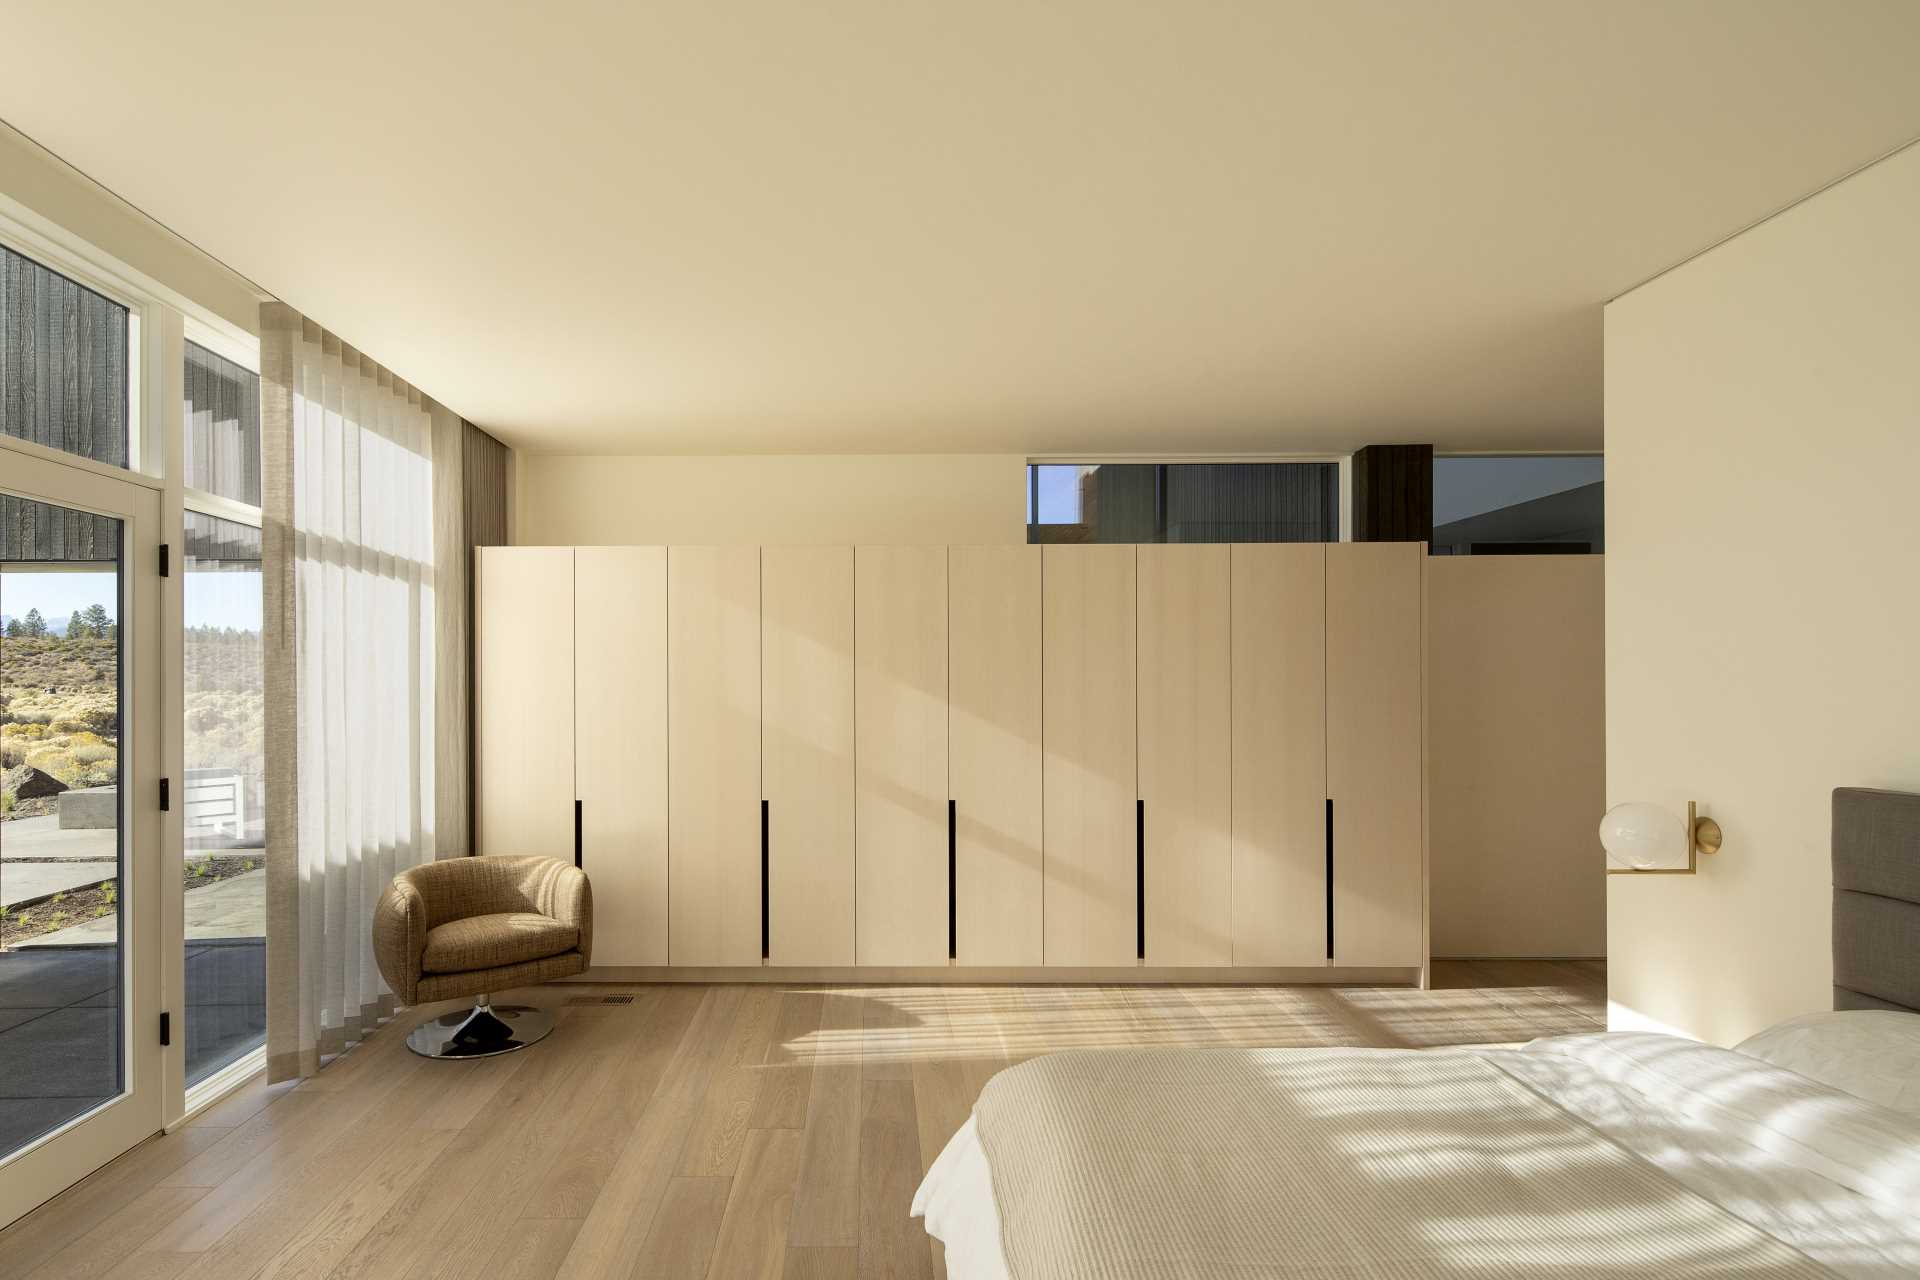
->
[912,1032,1920,1279]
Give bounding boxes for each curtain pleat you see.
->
[263,303,438,1081]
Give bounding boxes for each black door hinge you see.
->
[159,778,171,812]
[158,543,170,577]
[159,1011,171,1047]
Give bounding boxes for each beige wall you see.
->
[515,453,1026,546]
[0,120,261,332]
[1428,556,1605,958]
[1604,142,1920,1044]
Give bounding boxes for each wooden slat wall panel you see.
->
[854,547,950,966]
[1137,545,1233,965]
[949,546,1043,966]
[0,244,128,469]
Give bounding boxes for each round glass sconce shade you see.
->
[1600,802,1687,870]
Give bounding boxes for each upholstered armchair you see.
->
[373,855,592,1057]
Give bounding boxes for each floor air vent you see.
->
[564,994,638,1006]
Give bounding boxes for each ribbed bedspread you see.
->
[970,1046,1839,1278]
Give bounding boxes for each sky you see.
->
[0,569,263,632]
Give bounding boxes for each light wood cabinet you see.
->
[1230,544,1328,965]
[948,546,1043,966]
[1042,545,1138,966]
[1137,545,1233,966]
[763,547,856,965]
[667,547,763,966]
[475,547,575,860]
[855,547,950,966]
[575,547,669,966]
[1326,541,1425,967]
[475,538,1425,978]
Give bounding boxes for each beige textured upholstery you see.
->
[373,855,592,1006]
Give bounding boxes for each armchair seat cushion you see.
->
[422,912,580,974]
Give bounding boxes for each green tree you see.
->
[3,617,20,638]
[22,608,47,638]
[83,604,110,635]
[68,610,91,639]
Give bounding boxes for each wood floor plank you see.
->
[785,991,864,1248]
[493,1218,585,1280]
[857,1080,933,1280]
[679,986,784,1176]
[1,1127,231,1277]
[419,1009,647,1279]
[21,1183,211,1280]
[4,967,1614,1280]
[184,1072,297,1129]
[247,1126,458,1280]
[707,1126,803,1280]
[783,1246,858,1280]
[859,987,917,1083]
[330,1008,643,1280]
[148,1060,455,1275]
[751,989,827,1129]
[631,1176,731,1279]
[551,986,746,1280]
[521,986,705,1219]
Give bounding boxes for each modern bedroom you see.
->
[0,3,1917,1277]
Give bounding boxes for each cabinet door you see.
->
[475,547,575,859]
[1326,542,1424,967]
[855,547,949,966]
[1137,545,1232,965]
[1231,544,1327,965]
[668,546,762,966]
[949,546,1043,966]
[763,546,856,965]
[576,548,669,966]
[1042,545,1138,966]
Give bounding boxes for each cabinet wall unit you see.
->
[1136,545,1233,966]
[855,546,951,966]
[762,546,857,965]
[473,539,1427,981]
[1326,541,1425,967]
[667,546,762,966]
[1230,544,1329,966]
[948,546,1044,966]
[1041,544,1140,967]
[475,547,576,860]
[574,548,669,966]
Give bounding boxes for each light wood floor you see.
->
[3,959,1605,1280]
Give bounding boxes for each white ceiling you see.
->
[4,2,1918,456]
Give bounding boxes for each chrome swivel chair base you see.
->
[405,996,554,1059]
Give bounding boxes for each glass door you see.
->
[0,451,162,1228]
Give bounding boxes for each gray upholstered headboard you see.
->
[1833,787,1920,1014]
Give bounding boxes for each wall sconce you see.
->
[1601,800,1723,875]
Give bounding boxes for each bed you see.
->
[914,788,1920,1278]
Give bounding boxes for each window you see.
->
[1431,456,1603,554]
[184,340,262,505]
[181,327,266,1086]
[0,243,130,468]
[1027,462,1338,543]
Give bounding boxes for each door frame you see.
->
[0,446,168,1229]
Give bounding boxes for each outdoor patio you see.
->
[0,814,266,1152]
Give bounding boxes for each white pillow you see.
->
[1734,1010,1920,1115]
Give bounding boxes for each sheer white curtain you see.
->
[261,303,436,1080]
